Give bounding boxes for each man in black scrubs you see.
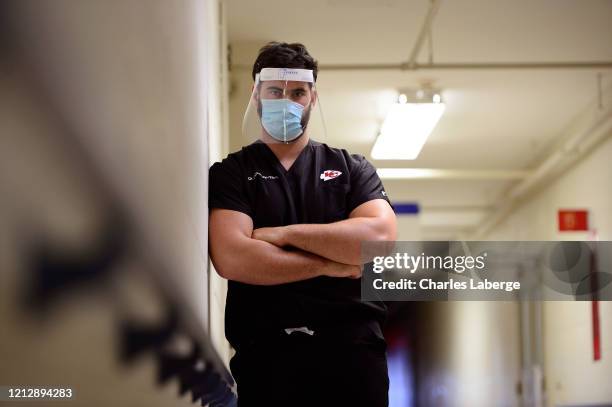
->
[209,42,397,406]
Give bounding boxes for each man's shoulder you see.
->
[210,142,261,174]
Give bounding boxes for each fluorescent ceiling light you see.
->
[371,90,445,160]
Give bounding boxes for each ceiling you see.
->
[226,0,612,239]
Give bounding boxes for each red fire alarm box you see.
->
[558,209,588,231]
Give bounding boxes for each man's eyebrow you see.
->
[265,86,283,91]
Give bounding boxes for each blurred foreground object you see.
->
[0,0,234,405]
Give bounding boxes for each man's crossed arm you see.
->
[209,199,397,285]
[252,199,396,266]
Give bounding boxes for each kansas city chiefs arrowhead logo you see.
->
[320,170,342,181]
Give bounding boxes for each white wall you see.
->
[485,136,612,242]
[411,301,522,407]
[206,0,234,367]
[228,41,262,153]
[484,134,612,406]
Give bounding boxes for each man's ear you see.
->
[311,89,318,108]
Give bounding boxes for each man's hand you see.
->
[252,226,289,247]
[322,262,362,279]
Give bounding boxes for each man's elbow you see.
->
[373,217,397,242]
[371,230,396,244]
[210,252,242,281]
[211,257,231,280]
[379,230,397,242]
[385,225,398,241]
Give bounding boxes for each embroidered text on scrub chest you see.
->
[248,172,279,181]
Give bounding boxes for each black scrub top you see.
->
[209,139,392,351]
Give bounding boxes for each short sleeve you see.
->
[346,154,392,213]
[209,159,252,218]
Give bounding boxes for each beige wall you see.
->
[392,106,612,407]
[207,0,234,367]
[410,301,521,407]
[484,134,612,406]
[227,42,263,153]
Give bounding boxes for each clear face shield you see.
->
[242,67,326,144]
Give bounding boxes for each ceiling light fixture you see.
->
[371,88,445,160]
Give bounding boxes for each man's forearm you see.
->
[283,217,390,265]
[211,236,358,285]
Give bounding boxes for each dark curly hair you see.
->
[252,42,318,82]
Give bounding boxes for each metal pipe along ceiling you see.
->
[319,61,612,71]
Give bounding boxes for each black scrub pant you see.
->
[230,331,389,407]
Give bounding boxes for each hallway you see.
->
[1,1,611,406]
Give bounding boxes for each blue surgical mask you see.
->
[261,99,304,142]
